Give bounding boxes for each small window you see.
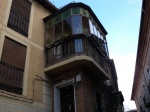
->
[147,68,150,77]
[45,26,54,46]
[97,30,101,38]
[72,15,82,34]
[146,68,150,81]
[55,22,62,40]
[89,20,94,35]
[93,25,97,36]
[54,45,62,59]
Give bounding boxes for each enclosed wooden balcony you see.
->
[44,3,110,80]
[44,34,109,80]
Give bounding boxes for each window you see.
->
[0,37,27,94]
[63,17,72,37]
[82,16,90,34]
[89,20,94,35]
[97,30,101,38]
[103,41,108,56]
[54,44,62,59]
[147,68,150,77]
[8,0,31,36]
[74,39,83,52]
[145,68,150,84]
[93,24,97,36]
[55,22,62,41]
[148,82,150,94]
[45,26,54,46]
[72,15,82,34]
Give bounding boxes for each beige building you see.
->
[0,0,57,111]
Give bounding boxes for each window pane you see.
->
[63,17,72,37]
[103,41,108,56]
[72,15,82,34]
[93,25,97,36]
[100,34,104,40]
[82,16,90,34]
[45,26,54,46]
[97,30,100,38]
[75,39,83,52]
[55,22,62,41]
[89,20,94,34]
[54,45,62,59]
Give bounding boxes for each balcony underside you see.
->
[44,55,109,81]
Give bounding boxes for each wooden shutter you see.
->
[8,0,31,36]
[11,0,31,20]
[1,37,27,69]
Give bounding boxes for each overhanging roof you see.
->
[35,0,58,13]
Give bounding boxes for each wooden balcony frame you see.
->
[45,34,110,79]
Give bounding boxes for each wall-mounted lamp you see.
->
[76,74,82,83]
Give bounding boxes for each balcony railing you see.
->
[45,35,109,73]
[0,61,24,94]
[7,9,29,36]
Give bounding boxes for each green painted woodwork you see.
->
[81,8,89,17]
[63,9,71,19]
[72,7,81,14]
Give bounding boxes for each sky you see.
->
[49,0,142,111]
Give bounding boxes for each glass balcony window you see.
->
[55,22,62,41]
[46,26,54,46]
[93,25,97,36]
[63,17,72,37]
[75,39,83,52]
[97,30,101,38]
[45,14,108,55]
[89,20,94,35]
[82,16,90,34]
[72,15,82,34]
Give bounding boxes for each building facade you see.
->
[131,0,150,111]
[0,0,123,112]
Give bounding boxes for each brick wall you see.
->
[51,67,96,112]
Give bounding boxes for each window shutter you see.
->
[1,37,27,69]
[11,0,31,20]
[8,0,31,36]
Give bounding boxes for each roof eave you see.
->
[43,2,108,35]
[35,0,58,13]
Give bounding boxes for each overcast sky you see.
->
[50,0,142,111]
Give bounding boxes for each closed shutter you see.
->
[1,37,27,69]
[8,0,31,36]
[11,0,31,20]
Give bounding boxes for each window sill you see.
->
[0,90,33,103]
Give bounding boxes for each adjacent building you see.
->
[131,0,150,111]
[0,0,123,112]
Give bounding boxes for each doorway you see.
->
[54,80,76,112]
[60,85,75,112]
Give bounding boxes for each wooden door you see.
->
[60,85,75,112]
